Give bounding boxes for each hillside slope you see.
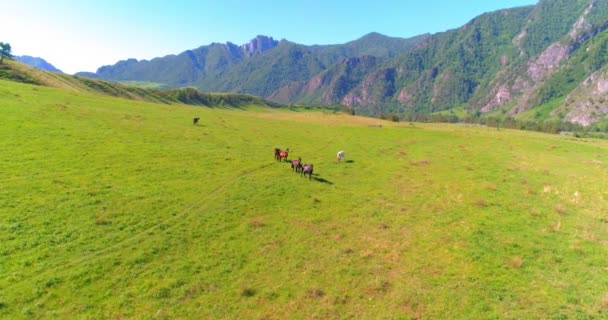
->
[0,60,277,108]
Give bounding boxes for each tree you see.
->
[0,42,13,63]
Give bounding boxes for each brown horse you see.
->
[193,117,200,125]
[278,148,289,162]
[301,164,313,180]
[291,157,302,172]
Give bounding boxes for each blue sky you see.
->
[2,0,537,74]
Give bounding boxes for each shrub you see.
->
[241,287,256,297]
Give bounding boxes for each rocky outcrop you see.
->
[526,43,571,82]
[342,68,396,112]
[477,0,604,117]
[559,70,608,125]
[240,35,279,57]
[268,56,380,105]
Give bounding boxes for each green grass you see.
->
[1,79,608,319]
[517,97,564,122]
[118,81,167,89]
[432,106,468,118]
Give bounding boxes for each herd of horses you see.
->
[193,117,344,181]
[274,148,344,180]
[274,148,314,180]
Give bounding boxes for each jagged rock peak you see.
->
[241,35,279,57]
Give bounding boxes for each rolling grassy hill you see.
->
[0,60,277,109]
[1,78,608,319]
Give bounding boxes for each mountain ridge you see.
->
[75,0,608,125]
[75,32,428,96]
[15,55,62,73]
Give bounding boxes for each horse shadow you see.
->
[313,176,334,185]
[345,160,355,163]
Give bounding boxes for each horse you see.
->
[301,164,313,180]
[274,148,281,161]
[291,157,302,173]
[193,117,200,125]
[278,148,289,162]
[337,151,345,161]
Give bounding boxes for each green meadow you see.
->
[1,79,608,319]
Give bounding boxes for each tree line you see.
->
[368,110,608,138]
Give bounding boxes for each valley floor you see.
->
[1,80,608,319]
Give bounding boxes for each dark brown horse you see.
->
[274,148,281,161]
[291,157,302,172]
[301,164,313,180]
[193,117,200,125]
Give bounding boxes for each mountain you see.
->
[307,32,430,66]
[75,33,428,96]
[15,55,62,72]
[332,0,608,125]
[77,0,608,126]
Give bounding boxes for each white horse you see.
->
[337,151,345,161]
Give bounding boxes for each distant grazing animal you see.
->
[301,164,313,180]
[278,148,289,162]
[337,151,345,161]
[274,148,281,161]
[193,117,200,125]
[291,158,302,173]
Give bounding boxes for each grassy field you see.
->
[1,79,608,319]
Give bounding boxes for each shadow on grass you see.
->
[345,160,355,163]
[313,176,334,185]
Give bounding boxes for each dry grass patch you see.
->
[599,293,608,310]
[306,288,325,299]
[366,279,391,295]
[529,208,541,216]
[551,220,562,232]
[410,159,431,166]
[249,218,266,229]
[505,257,524,269]
[361,250,375,259]
[342,248,354,255]
[474,199,488,208]
[485,183,497,191]
[555,204,567,215]
[95,211,111,225]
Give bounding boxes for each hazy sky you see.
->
[2,0,537,74]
